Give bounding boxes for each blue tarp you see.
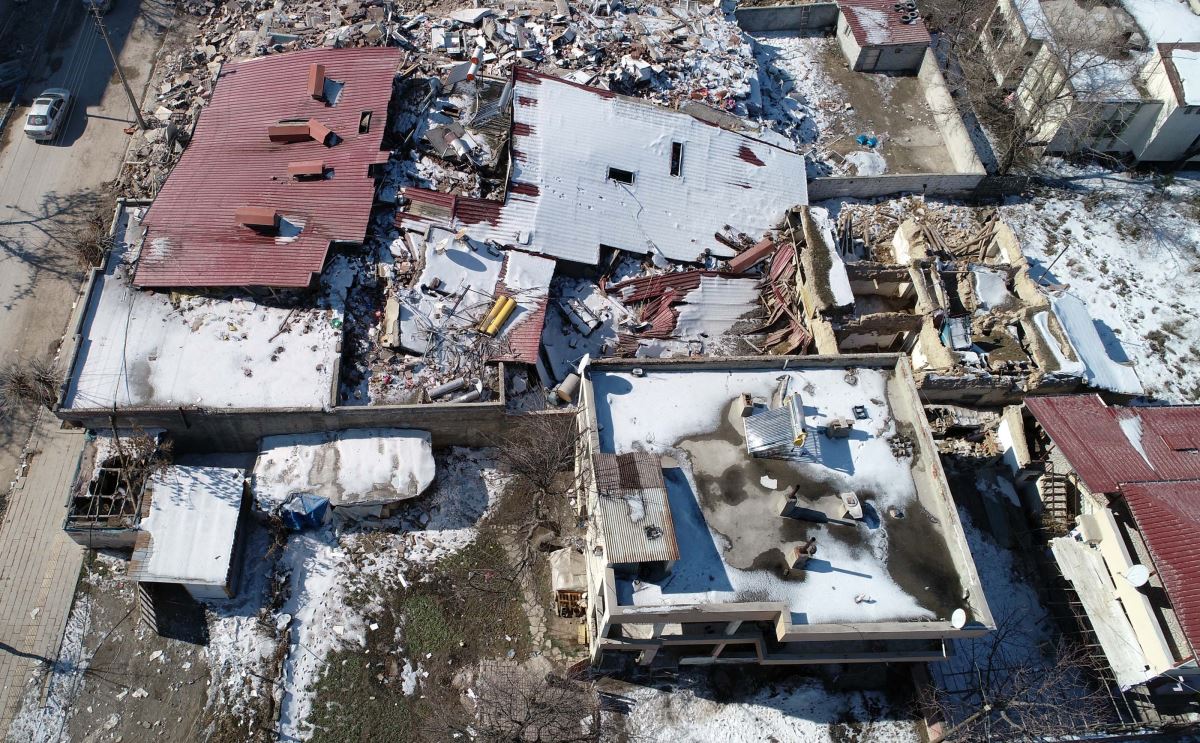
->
[279,493,330,531]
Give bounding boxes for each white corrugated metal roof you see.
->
[465,69,809,265]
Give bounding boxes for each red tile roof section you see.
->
[1118,481,1200,659]
[837,0,932,47]
[1025,395,1200,494]
[135,48,402,288]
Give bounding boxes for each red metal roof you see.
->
[1025,396,1200,495]
[1118,481,1200,659]
[608,270,737,304]
[728,237,775,274]
[135,48,402,288]
[396,187,504,230]
[837,0,931,47]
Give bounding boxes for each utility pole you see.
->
[90,4,147,130]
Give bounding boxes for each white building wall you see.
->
[837,12,864,69]
[1136,50,1200,162]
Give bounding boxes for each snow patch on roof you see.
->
[1047,291,1144,395]
[1121,0,1200,46]
[138,464,246,586]
[673,276,761,340]
[1172,49,1200,104]
[1118,414,1154,468]
[255,429,435,510]
[464,70,808,265]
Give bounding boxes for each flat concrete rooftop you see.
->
[586,356,986,629]
[61,205,346,412]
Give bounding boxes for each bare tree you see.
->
[68,208,114,270]
[422,661,616,743]
[918,614,1113,741]
[0,356,61,416]
[493,411,585,499]
[938,0,1141,173]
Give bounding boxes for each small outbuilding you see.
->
[254,429,436,521]
[130,460,251,601]
[836,0,931,73]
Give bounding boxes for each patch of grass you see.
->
[308,649,417,743]
[401,595,455,657]
[1145,329,1169,356]
[305,525,532,742]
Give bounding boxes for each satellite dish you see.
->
[951,609,968,629]
[1125,564,1151,588]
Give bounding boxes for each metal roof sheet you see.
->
[837,0,932,47]
[492,249,556,365]
[594,452,680,564]
[1026,395,1200,494]
[460,68,808,266]
[135,48,402,288]
[1118,481,1200,659]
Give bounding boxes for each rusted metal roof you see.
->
[609,270,735,304]
[396,187,504,230]
[135,48,402,288]
[837,0,932,47]
[594,452,680,564]
[1118,481,1200,659]
[1026,395,1200,494]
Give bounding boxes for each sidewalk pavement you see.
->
[0,414,86,734]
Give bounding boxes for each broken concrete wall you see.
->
[892,219,928,264]
[798,207,852,316]
[835,312,922,352]
[734,3,840,32]
[809,315,841,354]
[845,263,915,298]
[911,317,958,371]
[809,174,984,200]
[1011,266,1051,311]
[986,220,1024,264]
[917,371,1080,406]
[58,402,514,452]
[917,49,986,175]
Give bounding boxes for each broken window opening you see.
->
[607,167,635,185]
[670,142,684,177]
[359,111,372,134]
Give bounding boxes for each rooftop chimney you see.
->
[268,123,312,143]
[235,206,279,230]
[308,63,326,101]
[288,160,325,179]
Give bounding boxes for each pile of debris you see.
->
[423,1,763,114]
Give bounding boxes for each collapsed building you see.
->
[784,204,1143,405]
[999,396,1200,722]
[574,355,993,667]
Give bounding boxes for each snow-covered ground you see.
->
[6,596,93,743]
[1000,172,1200,401]
[619,673,919,742]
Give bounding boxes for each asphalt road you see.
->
[0,0,165,488]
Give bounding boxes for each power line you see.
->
[88,4,146,130]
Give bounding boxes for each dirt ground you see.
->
[65,555,212,743]
[818,42,953,174]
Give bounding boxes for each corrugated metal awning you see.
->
[594,452,680,564]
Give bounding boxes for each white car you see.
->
[23,89,72,142]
